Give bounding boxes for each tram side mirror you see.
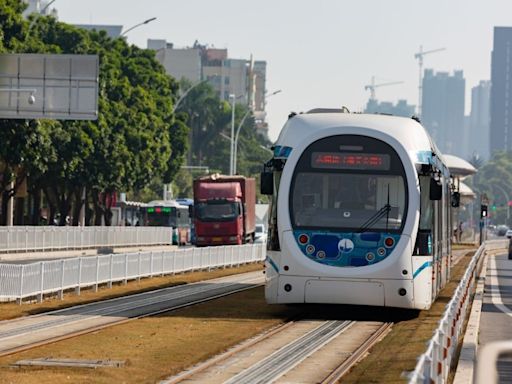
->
[451,192,461,208]
[261,171,273,195]
[430,177,442,200]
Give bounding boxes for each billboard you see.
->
[0,53,99,120]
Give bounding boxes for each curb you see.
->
[452,251,489,383]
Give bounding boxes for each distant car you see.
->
[498,225,509,236]
[254,224,267,244]
[506,229,512,239]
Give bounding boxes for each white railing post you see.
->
[150,251,154,277]
[137,252,141,281]
[108,254,113,288]
[25,226,28,253]
[76,257,82,295]
[94,256,100,292]
[124,253,128,284]
[17,265,24,305]
[59,259,65,299]
[38,261,44,303]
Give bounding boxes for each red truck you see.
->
[193,174,256,246]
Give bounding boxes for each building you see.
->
[490,27,512,154]
[421,69,466,157]
[148,39,270,137]
[22,0,57,18]
[469,80,491,160]
[74,24,123,39]
[153,41,202,83]
[364,99,415,118]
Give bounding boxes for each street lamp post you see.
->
[232,90,282,175]
[232,110,251,175]
[172,79,209,113]
[27,0,57,37]
[120,17,157,37]
[229,94,236,175]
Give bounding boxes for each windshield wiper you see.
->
[356,204,391,233]
[357,185,391,233]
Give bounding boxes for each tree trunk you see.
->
[30,188,42,225]
[104,209,113,226]
[72,188,83,226]
[92,189,104,226]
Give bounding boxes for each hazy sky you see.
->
[55,0,512,141]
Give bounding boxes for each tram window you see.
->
[419,176,433,230]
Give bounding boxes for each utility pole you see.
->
[414,46,445,117]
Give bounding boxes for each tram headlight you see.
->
[384,237,395,248]
[298,234,309,245]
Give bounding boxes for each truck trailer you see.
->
[193,174,256,246]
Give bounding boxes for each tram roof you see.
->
[275,112,443,161]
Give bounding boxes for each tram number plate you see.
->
[213,237,223,241]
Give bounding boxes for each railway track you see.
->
[0,271,264,356]
[0,248,470,381]
[163,318,392,384]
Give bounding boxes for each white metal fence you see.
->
[0,243,265,303]
[408,239,508,384]
[0,226,173,253]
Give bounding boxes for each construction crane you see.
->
[364,76,403,101]
[414,45,446,117]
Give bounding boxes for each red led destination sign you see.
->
[311,152,391,170]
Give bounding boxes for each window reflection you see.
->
[291,173,405,230]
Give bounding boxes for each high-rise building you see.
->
[421,69,466,157]
[364,99,415,118]
[469,80,491,160]
[490,27,512,154]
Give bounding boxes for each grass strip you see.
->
[0,286,297,384]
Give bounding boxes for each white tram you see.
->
[261,110,456,310]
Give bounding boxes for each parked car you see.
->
[254,224,267,244]
[506,229,512,239]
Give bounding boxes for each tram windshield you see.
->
[291,173,405,230]
[290,135,407,232]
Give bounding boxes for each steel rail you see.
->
[0,272,263,357]
[0,282,258,340]
[320,322,393,384]
[163,319,302,384]
[225,320,355,384]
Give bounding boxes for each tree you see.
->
[0,4,188,225]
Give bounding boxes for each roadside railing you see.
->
[0,226,173,253]
[407,239,508,383]
[0,243,265,304]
